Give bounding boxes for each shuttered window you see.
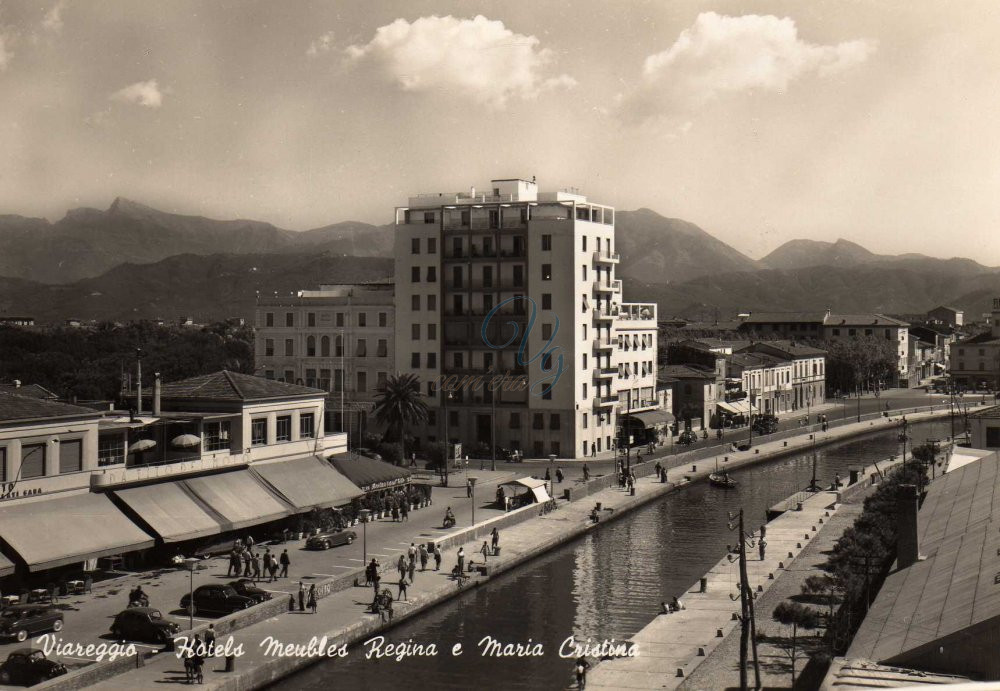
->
[59,439,83,474]
[21,443,46,479]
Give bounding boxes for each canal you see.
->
[286,419,952,690]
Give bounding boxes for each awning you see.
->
[500,477,551,503]
[183,470,293,532]
[113,482,223,543]
[0,493,155,572]
[717,401,740,414]
[625,409,675,427]
[252,456,364,511]
[328,455,412,492]
[0,551,14,577]
[719,400,755,415]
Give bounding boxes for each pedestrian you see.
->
[398,575,408,601]
[251,552,261,582]
[758,538,767,561]
[288,593,296,612]
[269,555,278,583]
[372,565,382,598]
[466,478,473,498]
[408,542,417,564]
[234,537,243,552]
[242,550,252,578]
[391,503,400,522]
[556,467,564,483]
[545,468,551,482]
[407,558,416,584]
[204,624,216,656]
[480,540,489,561]
[759,524,766,540]
[246,534,254,551]
[583,463,590,481]
[434,546,442,571]
[397,554,407,578]
[308,584,317,614]
[590,442,596,456]
[637,450,643,463]
[401,502,409,521]
[457,546,465,573]
[279,549,290,578]
[575,656,591,690]
[491,527,499,553]
[410,452,417,468]
[419,544,428,571]
[298,582,305,612]
[227,549,240,577]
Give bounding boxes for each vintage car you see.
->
[305,530,357,550]
[180,584,254,616]
[0,605,64,642]
[0,649,67,686]
[676,430,698,445]
[227,579,272,604]
[110,607,180,643]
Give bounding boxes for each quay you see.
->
[35,408,950,690]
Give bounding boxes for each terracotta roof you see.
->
[0,383,59,400]
[658,364,716,380]
[159,370,325,401]
[740,340,827,357]
[742,311,829,324]
[956,332,1000,345]
[825,658,969,689]
[847,450,1000,668]
[742,312,909,327]
[0,391,102,423]
[827,313,909,327]
[968,405,1000,419]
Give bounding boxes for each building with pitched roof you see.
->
[737,340,827,412]
[950,298,1000,391]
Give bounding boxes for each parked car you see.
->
[676,430,698,445]
[0,606,64,642]
[0,649,66,686]
[110,607,180,643]
[751,414,779,435]
[228,579,272,604]
[305,530,357,550]
[180,585,254,616]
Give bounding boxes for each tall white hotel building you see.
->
[394,178,661,459]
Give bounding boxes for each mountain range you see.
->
[0,198,997,323]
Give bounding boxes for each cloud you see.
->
[110,79,164,108]
[307,31,335,57]
[622,12,876,121]
[346,15,575,107]
[42,1,66,34]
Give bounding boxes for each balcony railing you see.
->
[593,307,616,321]
[593,251,621,264]
[617,302,657,321]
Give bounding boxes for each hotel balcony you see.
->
[595,367,617,379]
[593,250,621,264]
[593,281,618,294]
[597,394,617,407]
[593,306,616,321]
[617,302,657,325]
[595,339,615,351]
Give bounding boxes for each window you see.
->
[411,267,420,282]
[357,371,368,393]
[551,441,561,456]
[308,312,316,327]
[21,444,45,478]
[582,353,587,369]
[542,234,552,250]
[542,387,552,400]
[542,323,552,340]
[264,370,274,379]
[424,211,435,224]
[428,323,437,340]
[306,335,316,357]
[305,369,316,387]
[265,312,274,327]
[513,265,524,287]
[412,352,420,368]
[411,237,420,254]
[483,265,493,288]
[377,339,388,357]
[412,323,421,340]
[300,413,315,439]
[533,413,544,429]
[375,371,387,391]
[832,328,840,336]
[285,339,294,356]
[204,421,231,452]
[379,312,388,327]
[427,266,437,282]
[286,312,294,327]
[412,295,421,310]
[541,264,552,281]
[427,238,437,254]
[336,312,344,327]
[428,352,438,369]
[428,295,437,311]
[321,335,330,357]
[276,416,292,442]
[582,265,587,281]
[319,369,331,389]
[98,436,125,466]
[358,312,367,327]
[986,426,1000,447]
[356,338,367,357]
[582,383,588,399]
[251,419,267,446]
[264,338,274,357]
[335,335,343,357]
[510,413,521,429]
[542,294,552,310]
[583,413,588,429]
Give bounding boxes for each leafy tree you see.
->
[371,373,428,465]
[772,601,820,684]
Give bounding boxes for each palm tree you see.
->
[372,373,429,465]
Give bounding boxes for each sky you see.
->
[1,0,999,263]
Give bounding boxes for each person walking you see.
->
[391,503,400,522]
[410,452,417,468]
[245,534,254,551]
[242,550,252,578]
[204,624,216,656]
[408,542,417,564]
[397,554,407,579]
[269,554,279,583]
[251,552,261,582]
[466,478,473,498]
[397,575,408,601]
[372,563,382,598]
[298,582,306,612]
[575,656,591,690]
[583,463,590,481]
[434,545,442,571]
[407,557,416,584]
[556,467,564,484]
[758,538,767,561]
[419,544,429,571]
[457,546,465,574]
[307,584,317,614]
[401,501,409,521]
[227,549,240,577]
[491,527,499,554]
[279,549,290,578]
[480,541,490,561]
[544,468,551,483]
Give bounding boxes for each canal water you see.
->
[287,419,951,690]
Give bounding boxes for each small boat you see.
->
[709,472,738,489]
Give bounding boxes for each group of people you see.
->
[227,537,290,583]
[543,467,565,484]
[617,460,637,492]
[294,582,317,613]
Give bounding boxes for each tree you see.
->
[371,373,429,465]
[772,601,820,685]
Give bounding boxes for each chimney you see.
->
[12,379,20,388]
[153,372,161,416]
[896,484,920,569]
[470,186,476,198]
[992,297,1000,338]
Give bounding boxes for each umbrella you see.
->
[171,434,202,449]
[128,439,156,453]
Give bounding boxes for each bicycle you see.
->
[539,499,557,515]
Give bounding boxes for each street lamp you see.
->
[468,477,477,525]
[442,392,454,487]
[183,557,199,630]
[358,509,372,564]
[548,454,556,497]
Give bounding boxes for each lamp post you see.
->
[442,392,453,487]
[490,384,497,472]
[548,453,556,498]
[183,557,199,630]
[469,477,477,525]
[358,509,372,564]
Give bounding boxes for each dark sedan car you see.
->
[228,579,272,604]
[110,607,180,643]
[0,649,67,686]
[180,584,254,616]
[305,530,357,550]
[0,606,64,642]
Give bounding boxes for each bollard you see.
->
[812,525,817,531]
[700,576,708,593]
[677,668,685,678]
[135,652,144,668]
[778,561,785,569]
[757,585,763,592]
[698,647,706,656]
[787,552,793,559]
[731,612,739,620]
[724,456,729,463]
[796,502,803,511]
[630,486,636,497]
[768,573,774,579]
[805,533,810,540]
[716,628,724,638]
[819,518,824,524]
[692,465,697,472]
[754,449,759,454]
[796,542,802,548]
[225,653,236,672]
[783,441,787,447]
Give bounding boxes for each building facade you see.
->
[393,178,659,459]
[950,298,1000,390]
[737,341,826,411]
[927,305,964,327]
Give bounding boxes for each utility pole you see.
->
[729,509,761,690]
[491,384,497,472]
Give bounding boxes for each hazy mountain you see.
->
[615,209,760,283]
[762,237,997,274]
[0,198,392,284]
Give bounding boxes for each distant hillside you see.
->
[0,198,392,284]
[762,237,997,274]
[615,209,759,283]
[0,253,393,323]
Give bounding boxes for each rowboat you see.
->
[709,472,738,489]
